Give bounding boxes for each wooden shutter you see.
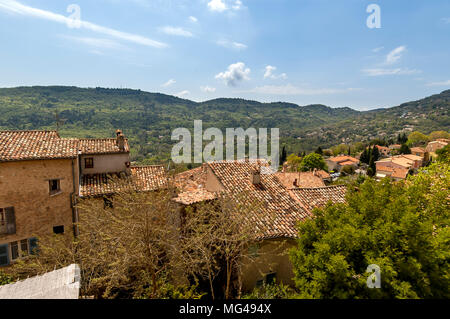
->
[0,243,9,266]
[28,237,38,255]
[5,207,16,235]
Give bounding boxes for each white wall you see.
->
[80,153,130,174]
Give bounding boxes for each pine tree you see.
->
[372,145,380,162]
[315,147,323,155]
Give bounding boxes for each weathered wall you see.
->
[0,158,77,246]
[80,153,130,175]
[241,238,296,292]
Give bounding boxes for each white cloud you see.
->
[232,0,242,10]
[208,0,227,12]
[362,68,421,76]
[0,0,167,48]
[216,39,247,50]
[426,80,450,86]
[372,46,384,53]
[215,62,250,87]
[60,35,125,50]
[159,26,193,37]
[263,65,287,80]
[201,86,216,93]
[176,90,190,97]
[385,46,406,64]
[189,16,198,23]
[162,79,176,87]
[245,84,359,95]
[207,0,242,12]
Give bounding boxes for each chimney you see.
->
[251,169,261,185]
[293,178,298,187]
[116,129,122,137]
[117,133,125,151]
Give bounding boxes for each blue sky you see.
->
[0,0,449,110]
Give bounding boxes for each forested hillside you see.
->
[0,86,448,163]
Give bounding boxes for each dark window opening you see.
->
[53,225,65,234]
[103,197,113,209]
[11,241,19,260]
[265,273,276,285]
[85,157,94,169]
[49,179,61,195]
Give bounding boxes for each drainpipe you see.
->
[70,157,80,237]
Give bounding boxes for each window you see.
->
[0,208,5,226]
[85,157,94,169]
[49,179,61,195]
[103,197,113,209]
[0,207,15,235]
[265,273,276,285]
[53,225,64,234]
[0,244,8,267]
[10,241,19,260]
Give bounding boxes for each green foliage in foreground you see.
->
[0,271,14,286]
[242,283,297,299]
[290,163,450,298]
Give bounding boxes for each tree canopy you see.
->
[290,163,450,298]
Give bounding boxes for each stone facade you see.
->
[0,158,78,266]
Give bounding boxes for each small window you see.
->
[0,208,5,226]
[85,157,94,169]
[20,239,28,253]
[10,241,19,260]
[265,273,276,285]
[103,197,113,209]
[53,225,64,234]
[49,179,61,195]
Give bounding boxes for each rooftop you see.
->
[288,185,347,213]
[327,155,359,164]
[0,130,129,162]
[80,165,167,197]
[0,130,78,162]
[207,160,311,239]
[275,171,326,189]
[78,138,129,155]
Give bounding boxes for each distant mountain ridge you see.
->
[0,86,448,163]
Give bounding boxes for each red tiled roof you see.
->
[289,185,347,213]
[339,160,357,166]
[0,131,78,162]
[80,165,167,197]
[207,160,310,239]
[78,138,129,154]
[275,172,325,189]
[327,155,359,164]
[173,188,217,205]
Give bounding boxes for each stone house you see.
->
[173,160,347,293]
[0,130,166,267]
[325,155,359,172]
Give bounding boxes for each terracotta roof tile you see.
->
[327,155,359,164]
[78,138,129,154]
[289,185,347,213]
[173,188,218,205]
[207,160,311,239]
[0,131,78,162]
[80,165,167,197]
[275,172,325,189]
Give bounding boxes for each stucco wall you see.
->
[80,153,130,175]
[241,238,296,292]
[0,158,77,245]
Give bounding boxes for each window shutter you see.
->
[28,237,38,255]
[5,207,16,235]
[0,243,9,266]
